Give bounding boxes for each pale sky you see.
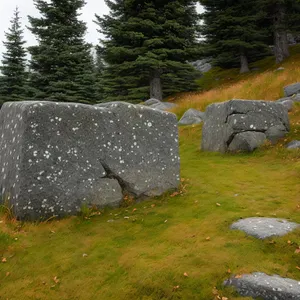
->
[0,0,203,60]
[0,0,110,59]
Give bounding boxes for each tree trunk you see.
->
[240,52,250,74]
[150,71,162,100]
[274,3,289,64]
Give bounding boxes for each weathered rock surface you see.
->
[231,217,299,239]
[228,132,266,152]
[224,272,300,300]
[277,94,300,103]
[286,140,300,149]
[201,100,290,153]
[0,101,180,220]
[144,98,161,106]
[149,102,177,111]
[178,108,205,125]
[189,59,212,73]
[284,83,300,97]
[280,99,294,112]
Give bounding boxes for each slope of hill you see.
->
[1,48,300,300]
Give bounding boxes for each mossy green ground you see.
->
[1,109,300,299]
[2,51,300,299]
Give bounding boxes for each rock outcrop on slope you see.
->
[201,100,290,153]
[0,101,180,220]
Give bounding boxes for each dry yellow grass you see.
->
[172,49,300,116]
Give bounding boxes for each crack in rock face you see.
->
[201,100,290,153]
[0,101,180,220]
[224,272,300,300]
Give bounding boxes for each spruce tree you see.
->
[200,0,269,73]
[96,0,200,102]
[263,0,300,63]
[28,0,97,103]
[0,7,27,101]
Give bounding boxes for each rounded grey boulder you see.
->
[178,108,205,125]
[284,82,300,97]
[201,100,290,153]
[286,140,300,149]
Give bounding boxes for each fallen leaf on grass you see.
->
[151,204,155,208]
[295,248,300,254]
[222,297,228,300]
[206,237,211,241]
[132,208,137,212]
[172,285,180,291]
[183,272,188,277]
[2,258,7,263]
[170,192,179,197]
[216,203,221,207]
[53,276,60,284]
[212,287,219,295]
[6,272,10,277]
[82,253,88,257]
[296,266,300,271]
[227,269,231,274]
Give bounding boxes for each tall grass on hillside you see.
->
[171,45,300,117]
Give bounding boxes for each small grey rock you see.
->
[231,217,299,239]
[224,272,300,300]
[228,132,266,152]
[280,99,294,112]
[150,102,177,111]
[284,82,300,97]
[144,98,161,106]
[286,140,300,149]
[178,108,205,125]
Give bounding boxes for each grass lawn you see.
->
[2,50,300,300]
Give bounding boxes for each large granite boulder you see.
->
[178,108,205,126]
[201,100,290,153]
[224,272,300,300]
[284,82,300,97]
[0,101,180,220]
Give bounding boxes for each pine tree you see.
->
[96,0,200,103]
[0,7,27,101]
[28,0,97,103]
[263,0,300,63]
[200,0,269,73]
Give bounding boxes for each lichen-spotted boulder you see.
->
[0,101,180,220]
[201,100,290,153]
[224,272,300,300]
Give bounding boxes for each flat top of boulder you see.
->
[231,217,299,239]
[224,272,300,300]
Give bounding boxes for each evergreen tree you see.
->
[28,0,97,103]
[0,7,27,100]
[96,0,200,102]
[263,0,300,63]
[200,0,269,73]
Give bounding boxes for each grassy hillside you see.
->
[171,44,300,118]
[1,50,300,300]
